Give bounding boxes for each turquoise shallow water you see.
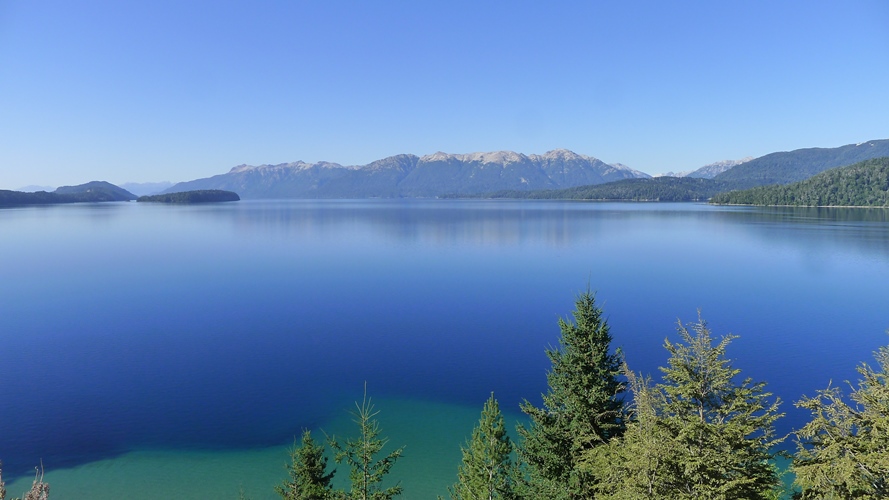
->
[7,398,523,499]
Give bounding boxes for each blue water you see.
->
[2,200,888,495]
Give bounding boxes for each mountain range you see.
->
[7,139,888,204]
[688,158,754,179]
[161,140,889,200]
[163,149,649,199]
[471,140,889,202]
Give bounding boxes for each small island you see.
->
[137,190,240,204]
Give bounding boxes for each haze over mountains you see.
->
[162,149,649,199]
[120,182,174,196]
[17,185,56,193]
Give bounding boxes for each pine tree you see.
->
[517,290,626,499]
[276,429,335,500]
[328,388,404,500]
[450,393,515,500]
[792,341,889,498]
[655,316,784,498]
[582,369,682,499]
[590,315,784,499]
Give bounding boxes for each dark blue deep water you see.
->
[2,200,889,495]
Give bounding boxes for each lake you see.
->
[2,200,888,498]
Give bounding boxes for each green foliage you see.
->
[517,290,626,499]
[328,390,404,500]
[589,315,784,499]
[450,393,516,500]
[276,430,335,500]
[580,370,682,499]
[711,157,889,207]
[792,341,889,498]
[137,189,240,203]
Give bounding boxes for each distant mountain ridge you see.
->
[656,157,753,179]
[163,149,650,198]
[687,157,754,179]
[17,184,56,193]
[120,181,174,196]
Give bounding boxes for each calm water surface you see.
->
[2,200,888,498]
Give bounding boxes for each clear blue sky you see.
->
[1,1,887,188]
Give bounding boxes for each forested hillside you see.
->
[713,139,889,188]
[711,157,889,206]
